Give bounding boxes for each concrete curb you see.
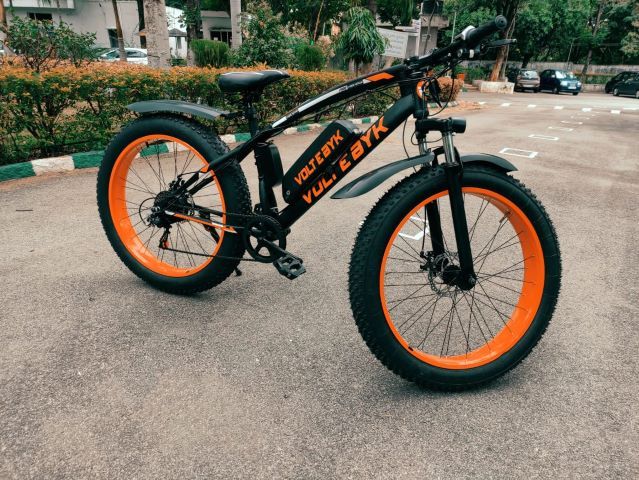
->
[0,106,455,184]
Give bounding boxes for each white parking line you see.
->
[623,107,639,110]
[561,120,583,125]
[528,134,559,141]
[548,126,573,131]
[500,103,511,107]
[499,148,538,159]
[581,108,592,112]
[527,104,537,108]
[478,101,486,105]
[611,110,621,114]
[554,106,564,110]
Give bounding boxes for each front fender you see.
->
[127,100,229,121]
[331,152,435,199]
[330,151,517,199]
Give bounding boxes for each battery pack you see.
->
[282,120,359,203]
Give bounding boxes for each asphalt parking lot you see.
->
[1,91,638,478]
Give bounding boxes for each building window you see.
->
[107,29,118,48]
[176,37,182,49]
[27,12,53,21]
[209,30,232,45]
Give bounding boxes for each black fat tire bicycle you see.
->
[97,16,561,390]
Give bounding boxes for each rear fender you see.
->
[127,100,229,121]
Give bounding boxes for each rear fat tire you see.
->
[348,166,561,390]
[97,114,252,294]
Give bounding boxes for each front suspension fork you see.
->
[425,130,477,290]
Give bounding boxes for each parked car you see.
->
[539,69,582,95]
[507,68,540,92]
[99,48,148,65]
[612,73,639,99]
[605,71,637,94]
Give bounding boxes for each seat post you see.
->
[243,96,260,138]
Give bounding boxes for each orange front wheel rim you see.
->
[380,188,545,369]
[108,135,227,278]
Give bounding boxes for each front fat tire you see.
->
[97,114,252,294]
[348,166,561,390]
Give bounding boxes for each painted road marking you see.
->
[527,104,537,108]
[499,148,538,159]
[561,120,583,125]
[500,103,511,107]
[399,216,429,241]
[548,126,573,131]
[623,107,639,110]
[582,108,592,112]
[554,106,564,110]
[571,115,590,119]
[478,101,486,105]
[611,109,621,114]
[529,134,559,141]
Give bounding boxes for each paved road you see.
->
[1,92,638,478]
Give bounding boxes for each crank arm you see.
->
[164,210,238,233]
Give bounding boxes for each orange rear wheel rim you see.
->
[108,135,227,278]
[379,187,545,369]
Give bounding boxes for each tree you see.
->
[230,0,242,47]
[183,0,203,65]
[143,0,172,68]
[336,6,386,74]
[231,0,292,67]
[136,0,146,48]
[489,0,521,81]
[111,0,127,62]
[270,0,350,40]
[621,1,639,58]
[376,0,420,27]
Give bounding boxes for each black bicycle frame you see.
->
[181,64,420,230]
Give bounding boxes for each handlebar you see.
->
[464,15,507,48]
[406,15,508,71]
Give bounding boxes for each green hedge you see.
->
[0,64,462,165]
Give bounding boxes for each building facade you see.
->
[4,0,143,48]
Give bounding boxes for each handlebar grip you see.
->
[464,15,508,48]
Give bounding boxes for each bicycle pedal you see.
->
[274,254,306,280]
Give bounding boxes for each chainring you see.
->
[241,215,287,263]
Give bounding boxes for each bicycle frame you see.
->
[178,64,421,230]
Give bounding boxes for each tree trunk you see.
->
[521,53,532,69]
[312,0,325,41]
[112,0,127,63]
[143,0,171,68]
[136,0,146,48]
[230,0,242,48]
[489,0,519,81]
[581,1,605,77]
[185,0,201,66]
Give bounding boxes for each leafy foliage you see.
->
[231,0,293,67]
[269,0,350,39]
[336,7,386,70]
[191,39,230,67]
[376,0,420,27]
[294,43,326,70]
[1,17,97,72]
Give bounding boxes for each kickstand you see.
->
[234,267,242,276]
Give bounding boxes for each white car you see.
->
[99,48,148,65]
